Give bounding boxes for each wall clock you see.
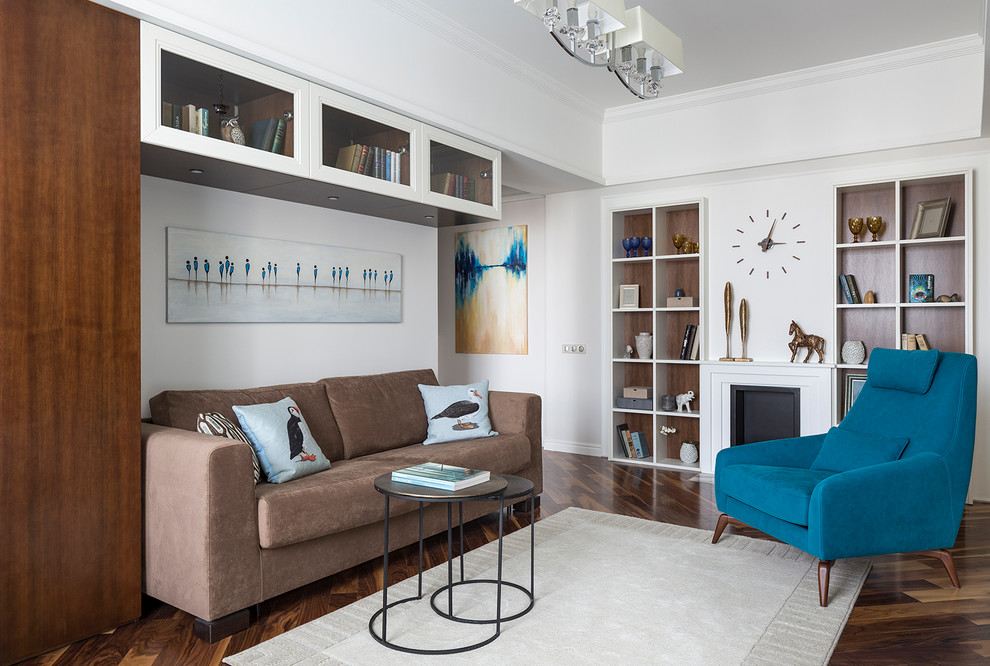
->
[732,209,806,278]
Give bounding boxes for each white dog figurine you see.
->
[676,390,695,412]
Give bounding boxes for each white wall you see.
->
[437,198,546,401]
[141,176,439,414]
[540,140,990,499]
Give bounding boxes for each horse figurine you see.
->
[788,320,825,363]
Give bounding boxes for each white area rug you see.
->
[225,507,869,665]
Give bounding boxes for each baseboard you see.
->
[543,440,603,457]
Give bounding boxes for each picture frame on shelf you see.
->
[909,197,951,239]
[618,284,640,309]
[844,373,868,415]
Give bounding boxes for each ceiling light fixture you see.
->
[515,0,683,99]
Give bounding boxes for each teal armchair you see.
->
[712,348,977,606]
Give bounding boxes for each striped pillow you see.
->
[196,412,262,484]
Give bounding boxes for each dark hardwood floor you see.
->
[21,450,990,665]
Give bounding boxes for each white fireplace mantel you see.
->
[700,361,835,473]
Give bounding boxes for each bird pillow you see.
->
[418,380,498,445]
[232,397,331,483]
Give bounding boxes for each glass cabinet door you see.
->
[423,127,501,220]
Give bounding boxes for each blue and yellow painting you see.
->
[454,226,527,354]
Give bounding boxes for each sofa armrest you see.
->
[488,391,543,494]
[142,422,262,621]
[714,433,826,508]
[809,452,956,559]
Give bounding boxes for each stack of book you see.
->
[431,172,476,201]
[838,274,862,304]
[901,333,932,350]
[335,144,403,183]
[680,324,700,360]
[162,102,210,137]
[615,423,650,459]
[390,462,490,491]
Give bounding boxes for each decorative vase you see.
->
[841,340,866,365]
[621,237,632,258]
[629,237,641,257]
[661,394,676,412]
[640,236,652,256]
[635,332,653,359]
[680,441,699,464]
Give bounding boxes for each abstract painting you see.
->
[455,226,527,354]
[166,227,401,323]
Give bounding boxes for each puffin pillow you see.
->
[232,397,331,483]
[418,380,498,445]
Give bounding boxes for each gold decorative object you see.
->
[788,320,825,363]
[866,216,883,241]
[672,233,685,254]
[864,290,876,303]
[738,298,752,361]
[848,217,864,243]
[721,282,733,360]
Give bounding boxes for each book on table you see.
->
[391,462,491,490]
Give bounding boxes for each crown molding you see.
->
[604,34,985,123]
[372,0,605,122]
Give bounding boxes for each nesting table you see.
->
[369,472,536,655]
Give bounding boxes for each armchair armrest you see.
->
[488,391,543,494]
[142,423,262,621]
[714,434,825,507]
[809,453,955,560]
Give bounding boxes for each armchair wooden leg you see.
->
[818,560,834,607]
[712,513,731,544]
[915,549,960,588]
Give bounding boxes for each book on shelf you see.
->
[197,107,209,137]
[845,273,863,303]
[248,117,279,151]
[615,423,633,457]
[336,143,363,171]
[680,324,697,360]
[909,274,935,303]
[901,333,932,350]
[838,274,853,304]
[181,104,196,133]
[689,326,701,360]
[390,462,490,491]
[630,431,651,459]
[270,117,287,154]
[916,333,931,350]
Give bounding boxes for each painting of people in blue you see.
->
[454,226,527,354]
[167,227,402,323]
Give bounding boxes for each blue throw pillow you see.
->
[419,380,498,444]
[233,397,331,483]
[867,348,940,394]
[810,426,909,473]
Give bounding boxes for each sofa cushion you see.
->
[233,398,331,484]
[150,381,345,461]
[419,380,498,444]
[720,464,837,527]
[256,432,531,548]
[867,348,940,394]
[321,369,438,459]
[810,426,909,473]
[196,412,262,484]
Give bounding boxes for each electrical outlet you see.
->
[562,344,587,354]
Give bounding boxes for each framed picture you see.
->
[844,373,868,415]
[618,284,640,309]
[909,197,951,239]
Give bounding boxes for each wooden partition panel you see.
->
[0,1,141,662]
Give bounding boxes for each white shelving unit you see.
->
[605,199,708,471]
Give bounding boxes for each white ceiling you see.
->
[421,0,986,112]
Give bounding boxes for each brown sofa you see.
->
[142,368,542,641]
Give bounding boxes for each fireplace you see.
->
[700,362,833,473]
[729,384,801,446]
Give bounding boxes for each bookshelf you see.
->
[834,171,972,414]
[310,85,419,200]
[140,23,501,226]
[141,22,310,178]
[423,126,502,222]
[607,200,707,471]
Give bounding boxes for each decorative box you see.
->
[623,386,653,399]
[667,296,698,307]
[615,397,653,411]
[909,274,934,303]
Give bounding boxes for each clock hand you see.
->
[759,218,779,252]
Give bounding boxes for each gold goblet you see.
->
[672,233,685,254]
[866,216,883,241]
[848,217,864,243]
